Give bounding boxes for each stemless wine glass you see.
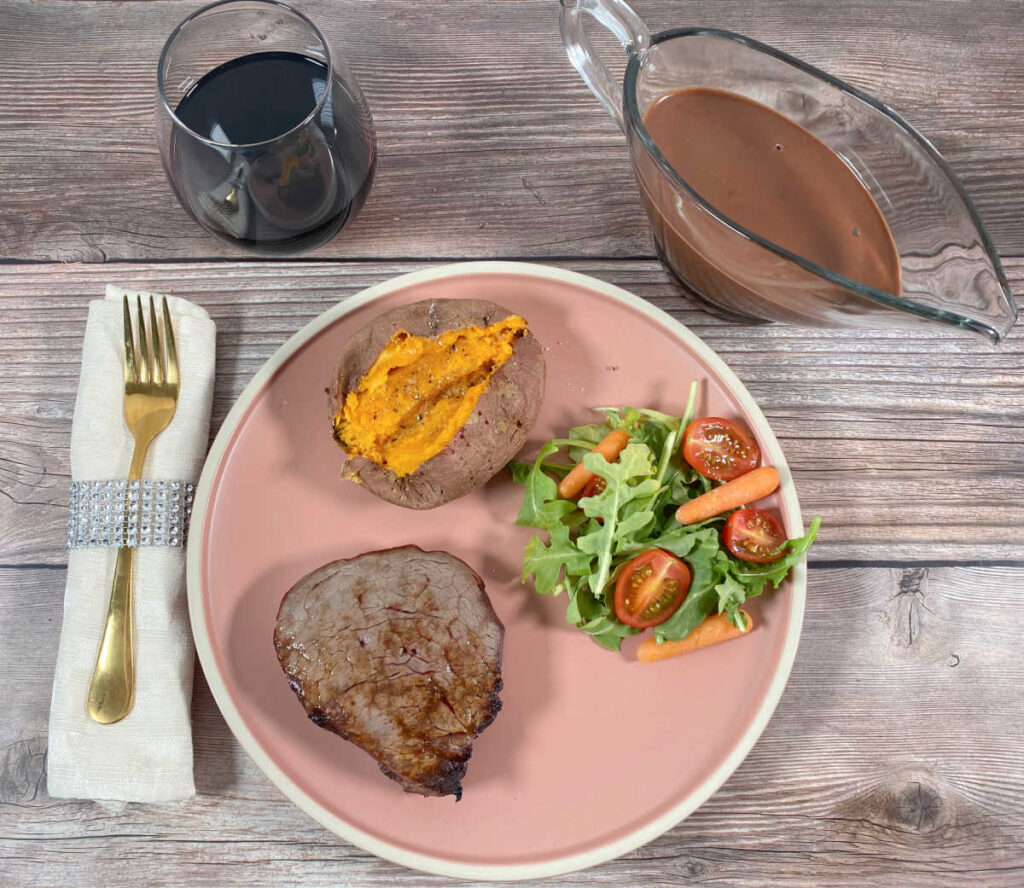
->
[157,0,376,255]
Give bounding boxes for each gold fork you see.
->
[87,296,180,724]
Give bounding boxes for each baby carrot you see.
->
[637,610,752,663]
[675,465,780,525]
[557,429,631,499]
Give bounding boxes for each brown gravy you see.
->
[639,88,901,315]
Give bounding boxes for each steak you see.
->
[274,546,504,799]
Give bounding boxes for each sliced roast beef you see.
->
[274,546,504,799]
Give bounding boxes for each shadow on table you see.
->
[191,666,239,795]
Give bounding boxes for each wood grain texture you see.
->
[2,258,1023,566]
[0,0,1022,261]
[3,564,1022,886]
[3,2,1024,883]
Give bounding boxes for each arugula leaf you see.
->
[580,614,622,635]
[615,508,657,539]
[576,444,660,599]
[725,517,821,597]
[564,590,583,624]
[566,420,609,462]
[726,609,752,632]
[562,509,592,532]
[714,573,748,618]
[567,422,608,447]
[508,459,533,486]
[669,464,713,504]
[522,523,592,594]
[512,400,819,654]
[514,441,577,531]
[583,617,641,652]
[635,406,687,427]
[652,541,722,642]
[573,586,606,618]
[615,482,673,550]
[590,631,625,651]
[653,583,718,644]
[622,525,719,560]
[575,589,641,651]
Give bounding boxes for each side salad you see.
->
[510,383,819,658]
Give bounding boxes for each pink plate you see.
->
[187,262,806,880]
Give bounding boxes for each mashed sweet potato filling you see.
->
[334,315,527,477]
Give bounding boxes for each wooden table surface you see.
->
[2,0,1023,884]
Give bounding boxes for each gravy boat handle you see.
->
[560,0,650,130]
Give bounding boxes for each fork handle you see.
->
[88,431,151,724]
[87,545,136,723]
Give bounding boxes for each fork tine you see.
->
[122,296,138,384]
[162,296,179,388]
[148,297,164,385]
[135,295,150,385]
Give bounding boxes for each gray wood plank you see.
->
[0,0,1021,261]
[2,258,1023,565]
[3,564,1022,885]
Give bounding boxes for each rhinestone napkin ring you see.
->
[67,480,195,549]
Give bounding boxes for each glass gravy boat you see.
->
[561,0,1017,342]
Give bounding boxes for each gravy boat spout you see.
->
[561,0,1018,342]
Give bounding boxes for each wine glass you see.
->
[156,0,376,255]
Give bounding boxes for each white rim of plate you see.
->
[186,260,807,881]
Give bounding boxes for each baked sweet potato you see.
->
[328,298,545,509]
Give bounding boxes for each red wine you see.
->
[176,51,326,145]
[168,51,375,253]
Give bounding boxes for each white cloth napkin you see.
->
[47,285,216,803]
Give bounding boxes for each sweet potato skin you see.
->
[329,298,546,509]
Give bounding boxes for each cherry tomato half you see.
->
[682,417,760,481]
[580,474,607,498]
[614,549,691,629]
[723,509,786,563]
